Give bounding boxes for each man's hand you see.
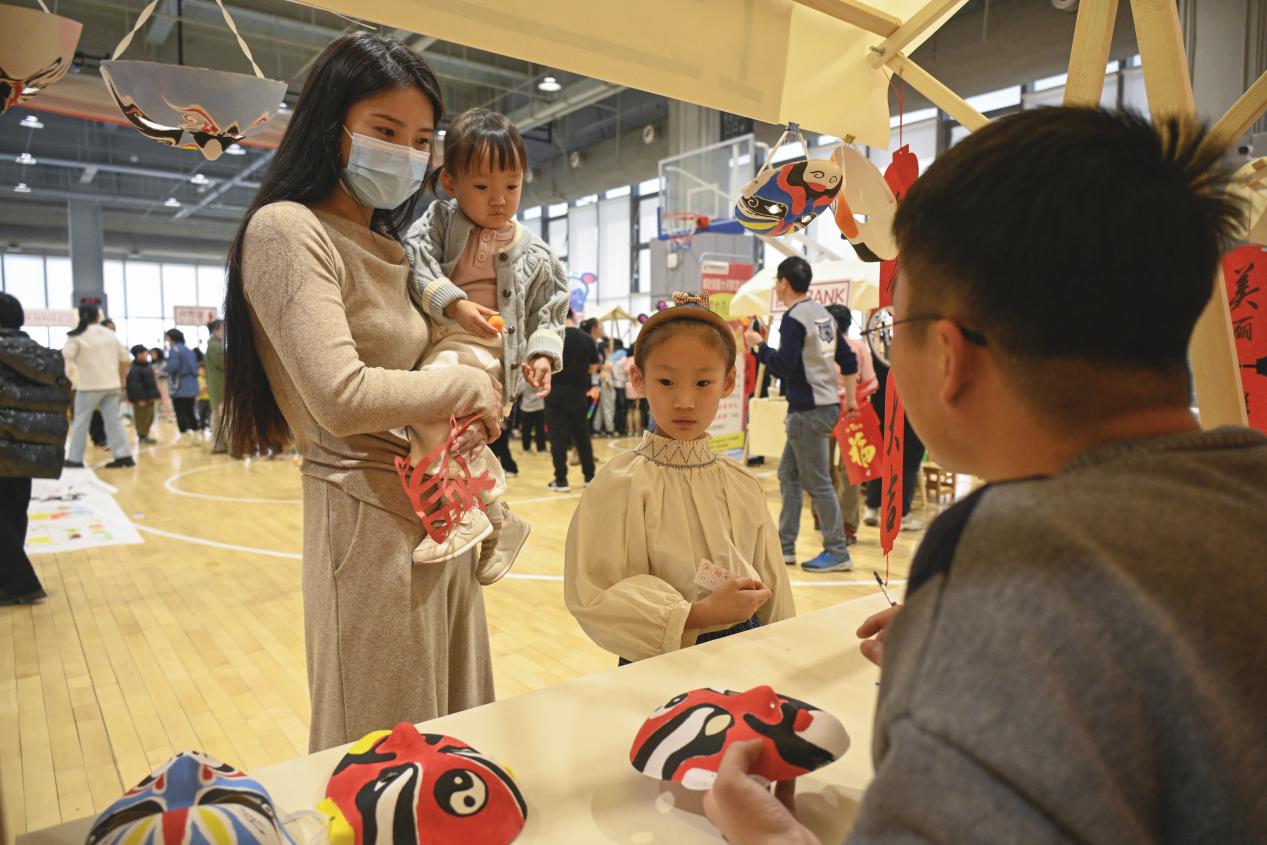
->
[688,578,771,629]
[703,740,822,845]
[445,299,501,339]
[744,330,763,348]
[521,355,553,398]
[857,604,902,667]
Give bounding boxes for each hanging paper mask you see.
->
[99,0,285,161]
[629,685,849,790]
[831,144,899,262]
[320,722,528,845]
[736,123,841,237]
[1230,157,1267,247]
[86,751,296,845]
[0,2,82,115]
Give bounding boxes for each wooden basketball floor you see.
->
[0,416,934,840]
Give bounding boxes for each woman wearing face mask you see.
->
[222,32,502,752]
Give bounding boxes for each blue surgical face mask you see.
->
[341,128,431,210]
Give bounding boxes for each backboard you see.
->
[657,134,755,240]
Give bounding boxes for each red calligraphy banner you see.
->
[834,402,883,485]
[878,147,919,309]
[1224,245,1267,433]
[880,374,904,557]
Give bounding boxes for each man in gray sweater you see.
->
[704,107,1267,843]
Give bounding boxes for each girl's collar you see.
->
[635,430,717,468]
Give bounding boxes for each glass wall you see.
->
[0,254,225,351]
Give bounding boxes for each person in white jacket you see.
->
[62,306,134,469]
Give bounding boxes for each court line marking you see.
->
[133,525,900,587]
[163,464,304,504]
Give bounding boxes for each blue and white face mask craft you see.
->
[735,124,842,237]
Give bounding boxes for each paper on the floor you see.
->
[25,468,143,555]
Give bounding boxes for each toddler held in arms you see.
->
[400,108,568,583]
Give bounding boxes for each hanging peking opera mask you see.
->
[86,751,297,845]
[736,123,841,237]
[99,0,285,161]
[629,685,850,790]
[320,722,528,845]
[0,2,81,115]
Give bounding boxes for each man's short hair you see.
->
[207,319,224,332]
[895,108,1239,378]
[777,256,813,293]
[579,317,599,335]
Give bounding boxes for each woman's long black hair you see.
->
[221,31,444,455]
[67,304,100,337]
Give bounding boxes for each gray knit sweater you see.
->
[403,199,568,403]
[848,427,1267,844]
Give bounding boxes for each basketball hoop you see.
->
[663,211,710,252]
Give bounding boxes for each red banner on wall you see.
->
[880,374,905,557]
[1224,245,1267,433]
[834,402,883,485]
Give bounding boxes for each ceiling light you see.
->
[19,115,43,129]
[13,182,30,193]
[278,102,289,111]
[15,152,36,166]
[163,197,181,208]
[225,143,246,156]
[190,173,210,185]
[538,75,562,93]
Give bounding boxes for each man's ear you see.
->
[937,320,978,408]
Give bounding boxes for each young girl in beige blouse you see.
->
[564,294,795,664]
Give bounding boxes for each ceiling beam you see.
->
[790,0,900,37]
[1,151,260,189]
[173,151,273,221]
[867,0,962,67]
[506,79,625,133]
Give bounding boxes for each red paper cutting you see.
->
[835,402,883,486]
[1223,245,1267,433]
[395,415,496,545]
[880,374,904,559]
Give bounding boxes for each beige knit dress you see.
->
[241,201,500,752]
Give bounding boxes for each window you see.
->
[522,216,543,238]
[638,195,660,245]
[598,197,630,300]
[124,261,163,317]
[45,257,72,308]
[2,255,47,308]
[548,202,569,218]
[568,203,599,281]
[638,176,660,196]
[637,248,651,296]
[965,86,1022,114]
[163,263,199,321]
[522,206,542,220]
[548,218,568,259]
[197,265,225,308]
[604,185,632,199]
[104,260,125,315]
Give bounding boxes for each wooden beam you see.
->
[1063,0,1119,106]
[791,0,900,37]
[868,0,963,68]
[1208,69,1267,149]
[888,52,989,131]
[1130,0,1247,428]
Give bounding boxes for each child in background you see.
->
[126,345,161,444]
[564,293,795,664]
[403,108,568,584]
[518,381,547,453]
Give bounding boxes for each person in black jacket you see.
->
[126,345,161,444]
[0,292,71,605]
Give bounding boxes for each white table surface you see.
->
[20,594,888,844]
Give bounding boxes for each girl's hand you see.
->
[689,578,771,628]
[522,356,553,397]
[445,300,501,339]
[451,414,495,458]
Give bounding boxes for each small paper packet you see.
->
[694,559,734,592]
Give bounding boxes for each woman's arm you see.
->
[243,204,500,438]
